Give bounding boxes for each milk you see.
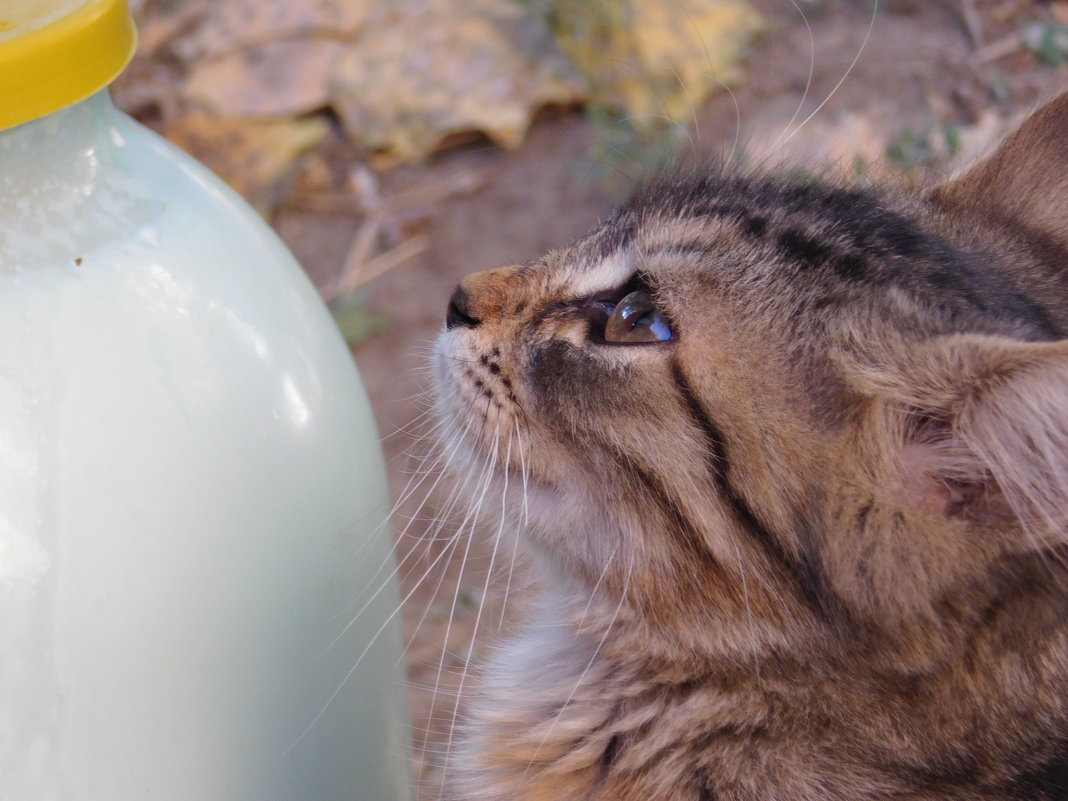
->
[0,90,411,800]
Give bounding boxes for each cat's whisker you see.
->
[396,525,466,671]
[406,548,467,800]
[316,496,405,585]
[350,420,467,563]
[573,541,620,639]
[497,419,532,628]
[323,488,462,660]
[402,430,497,788]
[435,420,501,790]
[401,460,490,795]
[680,5,741,166]
[519,546,634,788]
[609,50,696,162]
[779,0,879,150]
[767,0,817,158]
[324,412,482,662]
[440,429,516,791]
[430,422,503,790]
[395,483,470,606]
[594,140,650,188]
[408,457,488,554]
[677,64,702,157]
[379,404,439,442]
[320,477,443,628]
[410,679,468,695]
[390,429,456,516]
[716,76,743,170]
[392,421,476,547]
[729,537,762,682]
[447,354,487,366]
[340,404,449,551]
[653,54,701,157]
[283,498,482,755]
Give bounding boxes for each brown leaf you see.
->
[135,0,210,57]
[551,0,764,128]
[329,0,587,162]
[174,0,373,61]
[184,39,346,117]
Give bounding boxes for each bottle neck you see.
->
[0,91,153,270]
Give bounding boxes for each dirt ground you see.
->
[122,1,1066,797]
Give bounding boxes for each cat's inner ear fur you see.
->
[842,334,1068,549]
[927,92,1068,255]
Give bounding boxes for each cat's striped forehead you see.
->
[596,175,950,283]
[561,174,1060,343]
[544,247,635,298]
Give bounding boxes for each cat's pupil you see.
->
[603,289,673,344]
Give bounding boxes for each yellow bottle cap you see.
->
[0,0,137,131]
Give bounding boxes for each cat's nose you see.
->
[446,286,482,329]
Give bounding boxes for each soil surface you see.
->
[269,2,1066,797]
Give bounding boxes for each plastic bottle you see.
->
[0,2,411,798]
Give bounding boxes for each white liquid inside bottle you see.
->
[0,42,411,801]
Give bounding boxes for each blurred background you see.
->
[113,0,1067,796]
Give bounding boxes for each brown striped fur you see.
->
[432,92,1068,800]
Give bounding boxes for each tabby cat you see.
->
[432,92,1068,800]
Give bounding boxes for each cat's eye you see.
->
[603,289,673,344]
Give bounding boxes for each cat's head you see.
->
[433,93,1068,664]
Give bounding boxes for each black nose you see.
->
[446,286,481,329]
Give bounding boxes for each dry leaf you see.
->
[551,0,763,128]
[135,0,209,57]
[174,0,372,61]
[185,39,346,117]
[140,0,760,172]
[164,115,330,213]
[329,0,586,162]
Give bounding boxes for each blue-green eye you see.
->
[603,290,673,343]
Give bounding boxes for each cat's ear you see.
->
[843,334,1068,544]
[927,92,1068,253]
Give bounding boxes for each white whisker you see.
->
[437,419,503,789]
[498,419,532,628]
[574,541,620,637]
[767,0,817,156]
[780,0,878,149]
[519,545,633,787]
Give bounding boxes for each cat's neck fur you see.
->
[450,545,1068,801]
